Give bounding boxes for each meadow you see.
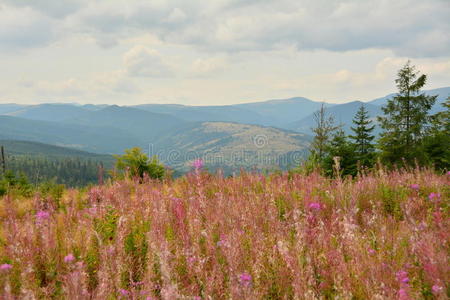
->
[0,167,448,299]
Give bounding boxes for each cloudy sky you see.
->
[0,0,449,105]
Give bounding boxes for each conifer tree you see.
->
[323,128,357,177]
[423,97,450,170]
[349,104,375,168]
[378,61,437,166]
[309,104,338,162]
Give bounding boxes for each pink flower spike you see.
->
[398,288,409,300]
[410,184,419,190]
[308,202,322,210]
[36,210,50,220]
[193,158,204,169]
[428,192,440,200]
[0,263,12,271]
[432,284,443,294]
[239,272,252,286]
[368,248,376,255]
[119,289,129,296]
[64,254,75,263]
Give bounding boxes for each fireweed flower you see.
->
[428,192,441,200]
[432,284,443,294]
[398,288,409,300]
[0,263,12,271]
[410,184,419,190]
[396,270,409,282]
[36,210,50,220]
[308,202,322,210]
[64,254,75,263]
[119,289,129,296]
[239,272,252,287]
[193,158,204,170]
[368,248,376,255]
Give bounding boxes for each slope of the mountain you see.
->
[64,105,186,143]
[0,139,113,159]
[153,122,311,171]
[0,115,142,154]
[132,104,269,125]
[5,103,92,122]
[134,97,334,128]
[235,97,334,128]
[0,139,115,168]
[289,101,382,135]
[79,104,110,111]
[0,104,26,114]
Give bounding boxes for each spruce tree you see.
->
[378,61,437,166]
[309,104,338,163]
[323,128,357,177]
[423,97,450,170]
[349,104,375,168]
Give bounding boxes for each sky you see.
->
[0,0,449,106]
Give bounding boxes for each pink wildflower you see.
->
[193,158,204,169]
[308,202,322,210]
[428,192,440,200]
[0,263,12,271]
[239,272,252,287]
[119,289,129,296]
[64,254,75,263]
[368,248,376,255]
[410,184,419,190]
[432,284,443,294]
[36,210,50,220]
[398,288,410,300]
[396,270,409,282]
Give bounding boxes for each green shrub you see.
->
[38,180,65,208]
[114,147,165,180]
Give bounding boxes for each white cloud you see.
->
[1,0,449,56]
[0,4,58,50]
[123,45,173,77]
[191,56,228,76]
[0,0,448,105]
[30,78,86,98]
[166,8,187,24]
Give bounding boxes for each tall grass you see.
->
[0,168,448,299]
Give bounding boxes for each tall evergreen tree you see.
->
[423,97,450,170]
[377,61,437,166]
[309,104,338,162]
[349,104,375,168]
[323,128,357,177]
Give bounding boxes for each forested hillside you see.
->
[0,140,113,186]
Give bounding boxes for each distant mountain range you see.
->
[288,101,383,135]
[0,86,448,171]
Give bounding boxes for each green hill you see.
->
[153,122,311,172]
[0,140,114,165]
[0,115,143,153]
[0,140,115,186]
[64,105,187,142]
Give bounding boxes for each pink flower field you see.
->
[0,168,448,299]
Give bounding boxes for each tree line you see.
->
[0,156,108,196]
[308,61,449,176]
